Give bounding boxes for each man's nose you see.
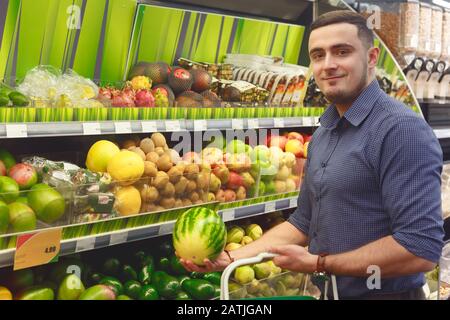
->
[323,53,338,70]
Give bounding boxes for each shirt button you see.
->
[332,130,338,135]
[315,196,320,202]
[321,162,326,168]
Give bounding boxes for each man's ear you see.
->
[367,47,380,68]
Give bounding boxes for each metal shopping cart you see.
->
[219,252,339,300]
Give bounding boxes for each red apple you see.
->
[303,134,312,143]
[285,139,304,158]
[227,171,244,190]
[287,132,304,144]
[269,135,288,151]
[8,163,38,190]
[0,160,6,176]
[224,189,237,202]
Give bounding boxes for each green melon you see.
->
[173,207,226,266]
[27,183,65,224]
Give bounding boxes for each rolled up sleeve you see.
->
[379,117,444,263]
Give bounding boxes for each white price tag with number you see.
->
[159,222,175,235]
[194,120,207,131]
[76,237,95,252]
[231,119,244,130]
[114,122,132,134]
[82,123,101,135]
[6,124,27,138]
[303,117,313,126]
[110,232,128,245]
[247,119,259,129]
[274,118,285,128]
[290,198,298,208]
[265,202,276,213]
[141,121,158,133]
[165,121,182,132]
[222,210,235,222]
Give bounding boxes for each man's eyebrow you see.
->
[309,43,355,55]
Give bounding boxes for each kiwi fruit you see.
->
[191,69,212,93]
[186,180,197,193]
[174,199,184,208]
[189,192,200,203]
[146,151,159,163]
[130,147,146,161]
[221,86,241,102]
[185,164,200,180]
[161,182,175,197]
[140,138,155,154]
[168,166,183,184]
[156,154,173,172]
[174,177,189,195]
[140,185,159,203]
[151,133,167,148]
[160,197,176,209]
[144,161,158,178]
[155,147,165,156]
[153,171,169,189]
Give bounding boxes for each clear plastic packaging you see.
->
[399,0,420,53]
[441,9,450,61]
[430,6,443,59]
[418,2,432,57]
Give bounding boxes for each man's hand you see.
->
[178,251,232,273]
[269,245,318,274]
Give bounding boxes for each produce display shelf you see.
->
[0,117,320,139]
[0,195,298,268]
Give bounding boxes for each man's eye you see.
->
[337,50,349,56]
[312,53,324,61]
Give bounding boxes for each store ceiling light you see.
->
[432,0,450,9]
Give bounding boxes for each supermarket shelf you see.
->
[0,196,298,268]
[434,128,450,140]
[0,117,320,139]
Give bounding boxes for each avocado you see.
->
[99,276,123,296]
[124,280,141,299]
[182,279,215,300]
[8,91,29,107]
[138,284,159,300]
[152,271,180,299]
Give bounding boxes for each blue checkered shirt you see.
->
[288,79,444,298]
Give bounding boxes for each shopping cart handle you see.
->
[220,252,279,300]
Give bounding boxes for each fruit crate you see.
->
[219,253,339,300]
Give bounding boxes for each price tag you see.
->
[141,121,158,133]
[303,117,314,126]
[159,222,175,235]
[14,228,62,270]
[290,198,298,208]
[265,202,276,213]
[231,119,244,130]
[165,120,182,132]
[6,124,27,138]
[247,119,259,129]
[194,120,207,131]
[82,122,101,135]
[114,122,132,134]
[221,210,235,222]
[75,237,95,252]
[274,118,285,128]
[110,232,128,245]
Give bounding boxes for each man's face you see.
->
[308,23,375,105]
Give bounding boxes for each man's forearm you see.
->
[325,236,436,277]
[230,221,308,260]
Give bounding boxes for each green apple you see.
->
[0,176,20,203]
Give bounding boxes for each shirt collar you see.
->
[319,79,383,129]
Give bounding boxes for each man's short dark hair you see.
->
[310,10,374,49]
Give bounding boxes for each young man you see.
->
[180,11,444,300]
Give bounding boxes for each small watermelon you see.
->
[173,207,226,266]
